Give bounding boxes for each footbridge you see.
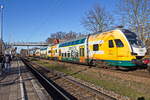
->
[6,42,49,46]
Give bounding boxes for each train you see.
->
[33,28,149,68]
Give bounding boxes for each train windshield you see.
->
[122,29,144,47]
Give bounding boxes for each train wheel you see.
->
[92,60,97,67]
[96,61,109,68]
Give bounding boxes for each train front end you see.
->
[122,29,147,66]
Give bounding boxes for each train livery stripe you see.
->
[59,38,86,47]
[61,58,80,62]
[60,57,135,67]
[91,59,136,66]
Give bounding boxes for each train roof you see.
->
[121,29,137,38]
[90,28,136,36]
[47,28,136,48]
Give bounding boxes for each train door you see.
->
[58,49,61,60]
[114,39,127,59]
[107,37,117,60]
[51,46,54,59]
[79,45,85,63]
[50,48,52,58]
[47,49,51,59]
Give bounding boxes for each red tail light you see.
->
[143,59,150,64]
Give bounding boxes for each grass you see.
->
[32,59,74,74]
[32,59,150,100]
[73,73,147,100]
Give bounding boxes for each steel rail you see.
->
[21,58,77,100]
[24,58,117,100]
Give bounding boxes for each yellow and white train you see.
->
[37,28,147,67]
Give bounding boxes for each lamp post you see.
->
[0,5,4,55]
[0,5,3,41]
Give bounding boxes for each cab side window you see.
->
[114,39,124,47]
[48,50,51,53]
[109,40,114,48]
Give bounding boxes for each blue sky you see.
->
[1,0,117,43]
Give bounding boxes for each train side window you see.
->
[65,53,67,57]
[109,40,114,48]
[80,48,81,56]
[68,53,70,57]
[77,52,78,57]
[63,53,65,57]
[71,51,73,57]
[80,48,84,57]
[114,39,124,47]
[55,50,57,53]
[82,48,84,57]
[48,50,51,53]
[93,44,99,51]
[59,50,61,56]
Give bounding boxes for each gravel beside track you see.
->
[94,67,150,85]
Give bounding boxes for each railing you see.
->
[5,42,49,46]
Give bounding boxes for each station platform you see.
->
[0,59,51,100]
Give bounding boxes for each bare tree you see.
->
[46,37,55,43]
[64,31,76,40]
[81,4,114,33]
[50,31,66,40]
[46,31,86,44]
[46,32,66,43]
[118,0,150,46]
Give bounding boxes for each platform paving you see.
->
[0,59,52,100]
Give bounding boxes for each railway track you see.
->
[22,58,76,100]
[22,58,117,100]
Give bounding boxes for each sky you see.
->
[0,0,117,43]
